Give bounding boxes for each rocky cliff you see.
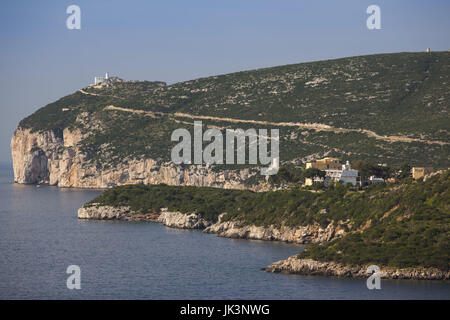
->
[264,256,450,280]
[11,126,267,190]
[157,210,213,229]
[204,215,347,243]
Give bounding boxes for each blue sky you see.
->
[1,0,449,163]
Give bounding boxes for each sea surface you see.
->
[0,164,448,299]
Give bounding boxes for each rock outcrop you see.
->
[204,216,347,243]
[11,127,268,190]
[78,205,132,220]
[264,256,450,280]
[78,205,159,221]
[77,205,211,228]
[157,210,213,229]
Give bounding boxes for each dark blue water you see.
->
[0,165,449,299]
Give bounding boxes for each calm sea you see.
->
[0,164,448,299]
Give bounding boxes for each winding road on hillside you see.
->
[79,89,448,146]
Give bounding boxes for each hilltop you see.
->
[11,51,450,188]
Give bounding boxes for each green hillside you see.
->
[299,170,450,270]
[18,52,450,169]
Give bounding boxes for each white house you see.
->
[368,176,385,184]
[325,161,358,186]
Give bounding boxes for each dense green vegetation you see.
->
[77,112,181,168]
[299,170,450,270]
[18,52,450,169]
[87,170,449,270]
[86,178,388,228]
[86,184,255,222]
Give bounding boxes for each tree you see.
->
[351,160,393,179]
[303,168,326,179]
[398,163,412,180]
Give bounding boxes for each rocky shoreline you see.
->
[77,205,449,281]
[77,205,346,244]
[77,205,160,221]
[264,256,450,280]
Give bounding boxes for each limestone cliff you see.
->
[204,215,347,243]
[78,205,157,222]
[78,205,133,220]
[78,205,213,229]
[157,210,213,229]
[11,126,267,190]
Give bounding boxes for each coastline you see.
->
[77,205,346,244]
[264,256,450,281]
[77,205,449,281]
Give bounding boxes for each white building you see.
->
[368,176,385,184]
[325,161,358,186]
[94,72,109,85]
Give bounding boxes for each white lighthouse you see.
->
[93,72,110,85]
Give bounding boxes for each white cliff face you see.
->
[11,128,59,184]
[204,217,347,244]
[11,127,269,190]
[157,210,212,229]
[77,205,211,229]
[78,205,131,219]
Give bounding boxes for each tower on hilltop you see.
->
[94,72,110,85]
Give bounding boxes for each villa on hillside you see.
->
[325,161,359,186]
[305,159,359,186]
